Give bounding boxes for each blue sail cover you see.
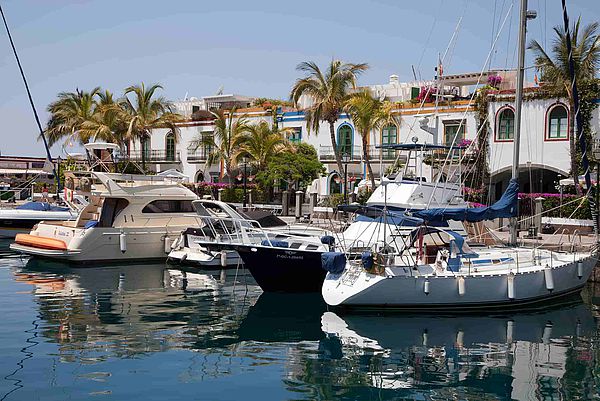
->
[413,178,518,223]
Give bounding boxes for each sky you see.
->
[0,0,598,157]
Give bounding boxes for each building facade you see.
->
[136,73,599,199]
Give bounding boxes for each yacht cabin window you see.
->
[142,200,195,213]
[99,198,129,227]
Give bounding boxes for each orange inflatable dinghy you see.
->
[15,234,67,251]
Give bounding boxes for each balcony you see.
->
[128,150,181,163]
[318,145,399,162]
[187,149,211,163]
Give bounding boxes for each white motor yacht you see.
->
[10,172,203,263]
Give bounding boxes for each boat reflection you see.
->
[317,302,596,400]
[13,260,262,357]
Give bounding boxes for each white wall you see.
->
[487,97,571,177]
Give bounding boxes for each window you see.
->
[142,200,195,213]
[165,132,176,161]
[337,125,353,158]
[443,120,465,146]
[496,108,515,140]
[99,198,129,227]
[141,135,151,160]
[381,124,398,159]
[288,127,302,143]
[192,105,200,113]
[547,105,568,139]
[202,132,214,157]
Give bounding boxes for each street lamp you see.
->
[56,156,62,196]
[242,157,248,209]
[593,140,600,241]
[342,151,351,205]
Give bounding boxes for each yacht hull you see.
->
[10,227,183,263]
[235,244,326,292]
[168,248,243,268]
[322,255,597,310]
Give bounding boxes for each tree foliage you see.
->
[190,109,249,182]
[528,17,600,186]
[290,60,368,176]
[44,83,182,170]
[345,89,398,188]
[256,143,325,192]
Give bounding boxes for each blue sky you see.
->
[0,0,598,156]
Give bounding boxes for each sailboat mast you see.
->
[509,0,535,245]
[0,5,60,189]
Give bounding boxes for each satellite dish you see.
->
[215,86,224,95]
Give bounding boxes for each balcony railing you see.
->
[128,150,180,163]
[318,145,399,162]
[187,149,211,162]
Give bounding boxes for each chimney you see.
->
[389,74,399,85]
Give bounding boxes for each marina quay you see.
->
[1,0,600,400]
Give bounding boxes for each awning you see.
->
[0,168,49,175]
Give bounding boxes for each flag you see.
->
[534,73,539,85]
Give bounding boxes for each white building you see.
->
[137,73,599,199]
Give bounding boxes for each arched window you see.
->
[165,132,176,161]
[547,104,568,139]
[381,124,398,159]
[496,108,515,141]
[337,124,353,158]
[329,173,342,194]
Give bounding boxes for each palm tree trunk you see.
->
[569,98,581,194]
[362,133,376,189]
[329,122,345,180]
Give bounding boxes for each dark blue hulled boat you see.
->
[233,241,328,292]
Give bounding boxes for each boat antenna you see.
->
[509,0,536,245]
[0,4,60,189]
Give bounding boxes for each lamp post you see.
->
[342,151,351,205]
[242,157,248,209]
[593,141,600,241]
[56,156,61,196]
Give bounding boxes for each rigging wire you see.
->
[0,3,59,187]
[425,3,514,209]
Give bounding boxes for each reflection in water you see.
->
[1,256,600,400]
[315,302,597,400]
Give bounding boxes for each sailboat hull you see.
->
[322,255,597,310]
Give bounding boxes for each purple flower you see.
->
[487,75,502,88]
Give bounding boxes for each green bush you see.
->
[356,187,373,205]
[322,193,345,209]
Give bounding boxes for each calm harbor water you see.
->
[1,242,599,400]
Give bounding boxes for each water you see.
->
[0,246,599,400]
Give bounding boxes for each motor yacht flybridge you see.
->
[10,171,203,263]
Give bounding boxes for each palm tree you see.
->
[290,60,368,176]
[191,109,249,182]
[528,17,600,186]
[45,87,101,145]
[78,90,129,149]
[345,90,398,189]
[239,121,292,171]
[120,83,182,170]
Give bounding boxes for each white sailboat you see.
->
[321,0,598,309]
